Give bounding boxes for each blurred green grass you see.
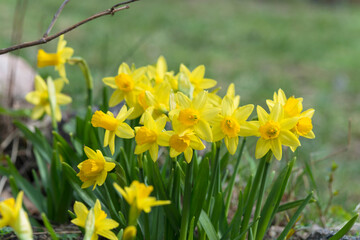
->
[1,0,360,216]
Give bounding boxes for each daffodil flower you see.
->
[114,181,170,216]
[102,63,147,108]
[212,96,256,155]
[147,56,176,85]
[91,105,135,155]
[170,91,220,142]
[179,64,217,95]
[251,103,301,160]
[158,117,205,163]
[77,146,115,190]
[71,199,119,240]
[25,75,72,122]
[37,35,74,81]
[0,191,33,240]
[134,112,167,161]
[266,89,315,150]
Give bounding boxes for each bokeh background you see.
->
[1,0,360,222]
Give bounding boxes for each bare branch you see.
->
[43,0,71,38]
[0,0,139,55]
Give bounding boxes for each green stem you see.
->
[179,159,193,240]
[68,57,93,107]
[205,143,220,213]
[225,138,246,216]
[138,154,150,239]
[252,152,272,239]
[46,77,58,132]
[239,152,268,240]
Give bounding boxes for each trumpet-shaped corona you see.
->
[91,105,135,155]
[77,146,115,190]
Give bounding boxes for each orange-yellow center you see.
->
[39,91,49,105]
[78,159,104,181]
[135,127,157,145]
[221,117,240,138]
[115,73,134,92]
[169,134,190,152]
[91,111,118,131]
[178,109,200,127]
[295,117,313,136]
[259,121,280,140]
[138,91,149,110]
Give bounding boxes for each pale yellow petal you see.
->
[193,91,207,110]
[134,143,151,154]
[234,104,254,122]
[109,90,124,107]
[199,78,217,89]
[56,93,72,105]
[103,77,117,89]
[257,106,269,125]
[25,92,41,105]
[222,96,235,117]
[189,135,205,150]
[270,138,282,160]
[280,117,299,130]
[301,108,315,118]
[255,138,270,159]
[170,148,181,158]
[184,147,193,163]
[97,229,118,240]
[31,105,45,119]
[304,130,315,139]
[105,162,116,171]
[194,120,212,141]
[269,103,283,122]
[225,136,238,155]
[109,132,116,155]
[279,130,301,147]
[149,144,159,162]
[84,146,97,159]
[118,63,131,74]
[116,123,134,138]
[157,132,171,146]
[192,65,205,79]
[239,121,259,137]
[35,75,47,91]
[113,183,130,203]
[176,92,191,108]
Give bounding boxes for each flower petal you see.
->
[270,138,282,160]
[234,104,254,122]
[84,146,97,159]
[194,119,212,142]
[269,103,283,122]
[279,130,301,147]
[193,91,207,110]
[109,90,124,107]
[149,144,159,162]
[116,123,134,138]
[103,77,117,89]
[225,136,238,155]
[184,147,193,163]
[255,138,270,159]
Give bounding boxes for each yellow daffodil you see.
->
[71,199,119,240]
[37,35,74,81]
[212,96,256,155]
[102,63,147,108]
[147,56,176,85]
[170,91,220,142]
[91,106,135,155]
[114,181,170,215]
[141,81,172,120]
[266,89,315,145]
[158,117,205,163]
[179,64,217,95]
[123,226,137,240]
[251,103,301,160]
[134,112,167,161]
[77,146,115,190]
[0,191,33,240]
[25,75,72,122]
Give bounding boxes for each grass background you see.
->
[1,0,360,224]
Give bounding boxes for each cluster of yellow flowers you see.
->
[22,36,316,240]
[90,56,315,163]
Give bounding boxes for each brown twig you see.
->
[43,0,70,38]
[0,0,139,55]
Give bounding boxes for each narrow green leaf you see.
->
[277,198,316,212]
[329,214,359,240]
[277,192,313,240]
[188,216,195,240]
[199,210,220,240]
[62,162,95,206]
[190,157,209,226]
[41,213,59,240]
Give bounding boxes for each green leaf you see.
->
[277,198,316,212]
[199,210,220,240]
[190,157,209,227]
[0,106,30,117]
[62,162,95,206]
[41,213,59,240]
[328,214,359,240]
[277,192,313,240]
[188,216,195,240]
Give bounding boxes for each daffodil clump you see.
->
[5,36,324,240]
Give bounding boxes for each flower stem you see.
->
[179,158,193,240]
[68,57,93,107]
[46,77,58,132]
[252,151,272,239]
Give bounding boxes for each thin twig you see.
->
[0,0,139,55]
[43,0,70,38]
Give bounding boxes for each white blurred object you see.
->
[0,53,35,104]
